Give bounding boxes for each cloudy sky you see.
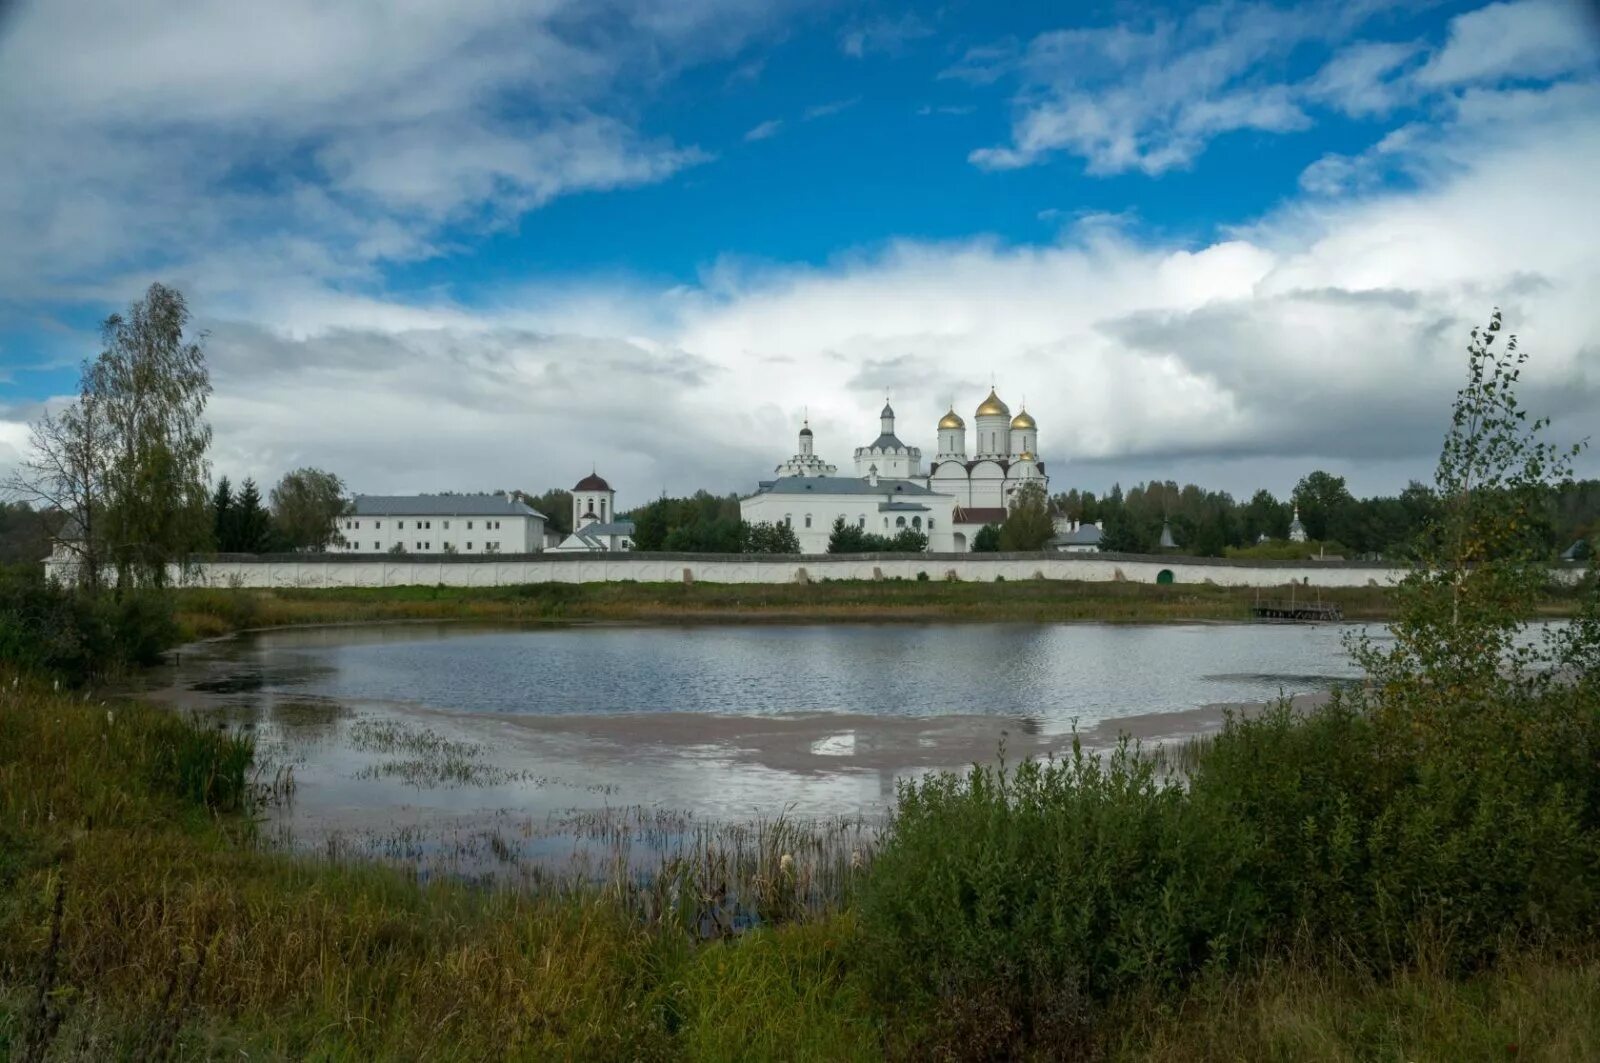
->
[2,0,1598,507]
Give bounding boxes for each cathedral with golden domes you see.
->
[740,388,1050,553]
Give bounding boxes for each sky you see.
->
[2,0,1599,509]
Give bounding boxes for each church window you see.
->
[896,516,906,528]
[425,521,432,529]
[373,542,379,550]
[804,514,812,528]
[375,521,381,529]
[859,516,865,528]
[913,517,922,530]
[928,519,935,530]
[785,514,792,526]
[467,542,473,550]
[444,521,450,529]
[600,500,606,520]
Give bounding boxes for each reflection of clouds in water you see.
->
[142,621,1399,880]
[189,621,1371,727]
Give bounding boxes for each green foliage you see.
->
[970,523,1001,552]
[825,517,928,554]
[743,520,801,554]
[998,482,1054,551]
[859,689,1600,1056]
[0,565,177,680]
[0,501,62,568]
[523,487,574,536]
[93,284,214,588]
[269,467,347,552]
[629,491,743,552]
[1352,309,1600,719]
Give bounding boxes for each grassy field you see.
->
[169,578,1418,639]
[4,675,1598,1060]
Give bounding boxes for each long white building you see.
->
[334,493,547,554]
[740,389,1050,553]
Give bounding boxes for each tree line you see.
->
[1052,470,1597,560]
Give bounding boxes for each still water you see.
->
[136,621,1371,877]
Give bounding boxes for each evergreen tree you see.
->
[743,521,801,554]
[971,524,1001,552]
[232,478,272,553]
[211,476,234,552]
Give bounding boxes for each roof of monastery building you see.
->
[751,476,938,496]
[350,494,547,519]
[572,473,613,492]
[953,506,1008,524]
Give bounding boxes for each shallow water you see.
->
[132,620,1373,880]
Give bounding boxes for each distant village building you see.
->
[335,494,547,554]
[740,389,1050,553]
[552,472,635,552]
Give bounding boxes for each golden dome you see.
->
[975,389,1010,418]
[1011,409,1036,430]
[938,407,965,430]
[1018,450,1035,461]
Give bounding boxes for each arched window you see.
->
[912,516,922,530]
[804,514,812,528]
[896,516,906,528]
[785,514,792,527]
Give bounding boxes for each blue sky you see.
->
[2,0,1599,503]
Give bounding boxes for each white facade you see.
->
[333,494,546,554]
[745,389,1052,552]
[741,474,960,553]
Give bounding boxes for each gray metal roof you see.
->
[350,494,547,519]
[1054,524,1104,545]
[752,476,938,497]
[859,433,912,451]
[578,520,635,536]
[879,501,930,511]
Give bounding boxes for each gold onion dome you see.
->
[1018,450,1036,461]
[938,407,965,430]
[975,389,1010,417]
[1011,408,1036,430]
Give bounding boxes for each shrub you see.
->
[0,566,178,680]
[859,691,1600,1056]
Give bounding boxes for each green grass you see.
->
[171,578,1425,641]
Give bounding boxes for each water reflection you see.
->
[133,621,1369,880]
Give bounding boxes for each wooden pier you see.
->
[1251,589,1343,622]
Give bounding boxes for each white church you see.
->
[739,389,1049,553]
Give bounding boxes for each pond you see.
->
[131,620,1372,884]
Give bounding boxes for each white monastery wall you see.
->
[50,551,1586,591]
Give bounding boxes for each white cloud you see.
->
[802,98,861,121]
[1307,40,1424,116]
[1416,0,1600,86]
[967,3,1324,175]
[743,119,786,142]
[0,0,785,305]
[839,14,933,58]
